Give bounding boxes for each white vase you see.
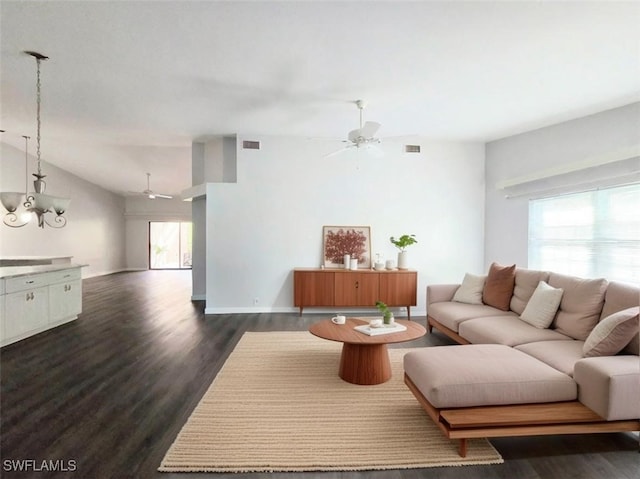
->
[397,251,409,270]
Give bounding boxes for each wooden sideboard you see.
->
[294,268,417,319]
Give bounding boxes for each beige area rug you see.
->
[159,331,503,473]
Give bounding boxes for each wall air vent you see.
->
[404,145,421,153]
[242,140,261,150]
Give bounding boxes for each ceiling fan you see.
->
[130,173,173,199]
[327,100,383,157]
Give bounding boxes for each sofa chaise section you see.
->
[412,265,640,456]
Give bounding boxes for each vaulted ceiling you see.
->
[1,1,639,197]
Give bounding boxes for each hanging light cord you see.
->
[35,56,42,176]
[23,135,30,194]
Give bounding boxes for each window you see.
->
[528,183,640,284]
[149,222,192,270]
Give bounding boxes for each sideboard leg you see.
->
[407,306,411,320]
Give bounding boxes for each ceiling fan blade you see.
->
[360,121,381,138]
[324,145,354,158]
[364,143,384,158]
[347,127,362,142]
[154,193,173,199]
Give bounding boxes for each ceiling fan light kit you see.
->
[1,51,70,229]
[326,99,384,158]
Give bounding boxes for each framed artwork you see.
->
[322,226,372,269]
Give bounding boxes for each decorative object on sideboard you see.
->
[322,225,372,269]
[1,51,70,228]
[390,234,418,270]
[374,253,385,271]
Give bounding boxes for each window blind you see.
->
[528,183,640,284]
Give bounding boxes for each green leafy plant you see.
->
[375,300,393,323]
[390,234,417,252]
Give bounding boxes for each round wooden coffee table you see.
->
[309,317,426,385]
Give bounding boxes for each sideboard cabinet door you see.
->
[294,271,335,308]
[379,272,417,306]
[334,272,379,307]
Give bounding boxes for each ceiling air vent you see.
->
[242,140,261,150]
[404,145,421,153]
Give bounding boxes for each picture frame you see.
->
[322,226,372,269]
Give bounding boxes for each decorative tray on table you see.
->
[353,323,407,336]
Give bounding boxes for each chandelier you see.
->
[1,51,70,228]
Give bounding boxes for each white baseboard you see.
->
[204,306,298,315]
[191,294,205,301]
[203,306,427,316]
[82,268,141,278]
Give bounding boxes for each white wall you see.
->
[484,103,640,268]
[124,197,192,270]
[204,136,485,315]
[0,142,126,277]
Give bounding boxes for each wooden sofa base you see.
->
[427,315,470,344]
[405,374,640,457]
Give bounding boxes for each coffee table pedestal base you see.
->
[339,343,392,385]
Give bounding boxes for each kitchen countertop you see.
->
[0,263,86,280]
[0,256,73,266]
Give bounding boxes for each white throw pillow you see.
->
[519,281,563,329]
[452,273,486,305]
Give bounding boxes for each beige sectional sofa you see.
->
[403,264,639,456]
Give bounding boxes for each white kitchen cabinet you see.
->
[4,285,49,338]
[0,265,85,347]
[49,280,82,323]
[0,289,5,345]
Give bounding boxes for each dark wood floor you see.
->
[1,271,638,479]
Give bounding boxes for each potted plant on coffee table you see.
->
[390,234,417,270]
[375,300,394,325]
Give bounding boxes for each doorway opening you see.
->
[149,222,192,270]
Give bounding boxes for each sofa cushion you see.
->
[428,302,514,332]
[574,356,640,420]
[459,315,572,346]
[452,273,486,304]
[600,281,640,319]
[519,281,564,329]
[583,307,639,358]
[510,268,550,315]
[482,262,516,311]
[625,332,640,356]
[515,340,585,377]
[548,273,608,340]
[600,281,640,355]
[404,344,577,408]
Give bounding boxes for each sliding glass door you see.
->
[149,222,192,269]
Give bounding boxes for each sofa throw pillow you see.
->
[452,273,486,305]
[482,262,516,311]
[510,269,550,315]
[548,273,608,340]
[519,281,564,329]
[583,307,639,358]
